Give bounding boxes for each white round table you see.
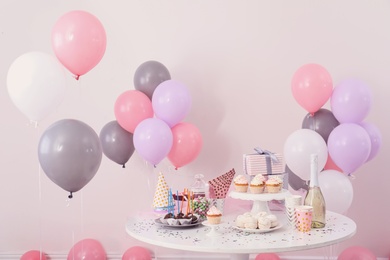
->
[125,211,356,260]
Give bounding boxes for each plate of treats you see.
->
[155,212,202,228]
[233,223,283,233]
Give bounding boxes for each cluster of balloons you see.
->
[7,10,106,124]
[21,240,152,260]
[285,63,382,214]
[112,60,202,169]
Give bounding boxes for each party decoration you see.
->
[134,60,171,100]
[302,108,339,143]
[319,170,353,214]
[328,123,371,174]
[168,122,203,169]
[359,121,382,162]
[122,246,152,260]
[255,253,280,260]
[7,51,66,123]
[291,63,333,115]
[338,246,376,260]
[114,90,154,134]
[21,250,47,260]
[38,119,102,198]
[99,120,135,168]
[330,79,373,123]
[152,79,192,127]
[133,118,173,166]
[285,165,308,191]
[208,168,235,199]
[153,172,173,212]
[67,238,106,260]
[324,152,342,172]
[283,129,328,181]
[52,10,107,79]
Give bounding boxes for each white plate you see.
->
[154,218,202,228]
[233,223,283,233]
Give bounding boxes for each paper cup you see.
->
[285,195,302,227]
[295,205,313,232]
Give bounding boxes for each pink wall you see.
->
[0,0,389,258]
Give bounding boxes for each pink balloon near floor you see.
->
[255,253,280,260]
[122,246,152,260]
[67,238,106,260]
[21,250,47,260]
[338,246,376,260]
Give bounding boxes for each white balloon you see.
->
[284,129,328,181]
[319,170,354,214]
[7,51,66,122]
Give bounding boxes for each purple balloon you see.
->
[359,121,382,162]
[328,123,371,174]
[330,79,372,123]
[152,80,192,127]
[133,118,173,166]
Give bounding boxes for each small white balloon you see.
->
[7,51,66,122]
[319,170,354,214]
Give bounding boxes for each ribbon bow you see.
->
[254,147,279,164]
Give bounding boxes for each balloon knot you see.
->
[154,165,156,168]
[175,167,178,170]
[122,164,125,168]
[68,192,73,199]
[75,75,80,80]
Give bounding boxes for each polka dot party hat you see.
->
[153,172,170,209]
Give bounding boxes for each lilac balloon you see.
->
[359,122,382,162]
[328,123,371,174]
[133,118,173,166]
[330,79,373,123]
[152,80,192,127]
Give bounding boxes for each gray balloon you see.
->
[99,120,135,168]
[286,165,309,191]
[38,119,102,197]
[302,108,339,143]
[133,60,171,100]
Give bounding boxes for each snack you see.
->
[233,174,249,192]
[265,175,283,193]
[249,174,266,194]
[257,216,272,230]
[206,205,222,224]
[235,211,279,230]
[266,214,279,228]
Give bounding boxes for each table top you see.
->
[125,211,356,254]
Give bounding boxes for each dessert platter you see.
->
[156,212,202,228]
[232,223,283,233]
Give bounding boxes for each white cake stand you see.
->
[229,189,291,214]
[202,220,224,237]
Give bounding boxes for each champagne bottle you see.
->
[304,154,326,228]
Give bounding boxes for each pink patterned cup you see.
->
[295,205,313,232]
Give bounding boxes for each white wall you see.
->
[0,0,389,258]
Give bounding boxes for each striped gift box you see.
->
[243,151,284,176]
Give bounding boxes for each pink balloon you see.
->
[255,253,280,260]
[331,79,373,123]
[52,10,106,79]
[133,118,173,166]
[168,122,203,169]
[291,63,333,115]
[328,123,371,174]
[67,238,106,260]
[359,121,382,162]
[152,80,192,127]
[338,246,376,260]
[21,250,47,260]
[122,246,152,260]
[324,152,343,172]
[114,90,154,133]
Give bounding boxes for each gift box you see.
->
[243,148,284,176]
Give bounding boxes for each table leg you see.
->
[230,253,250,260]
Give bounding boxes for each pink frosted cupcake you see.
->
[206,206,222,224]
[233,174,249,192]
[265,175,283,193]
[250,174,266,194]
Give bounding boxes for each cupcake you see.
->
[265,175,283,193]
[234,174,249,192]
[206,205,222,224]
[250,174,266,194]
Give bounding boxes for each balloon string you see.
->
[68,192,73,199]
[36,125,43,260]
